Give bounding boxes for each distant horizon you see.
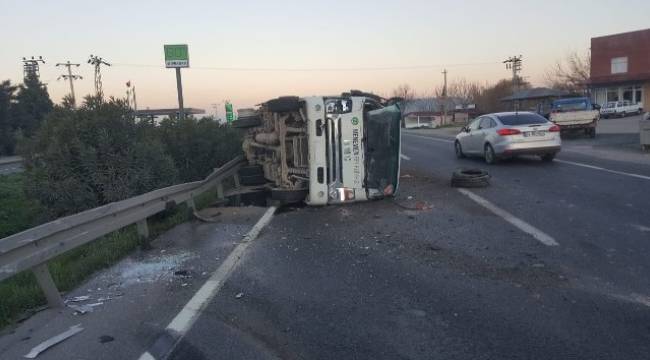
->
[2,0,649,115]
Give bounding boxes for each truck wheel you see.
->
[270,188,308,204]
[588,128,596,138]
[621,112,627,118]
[266,96,302,112]
[240,174,267,186]
[232,116,262,128]
[238,165,264,177]
[541,153,556,162]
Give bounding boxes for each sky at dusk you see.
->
[2,0,649,116]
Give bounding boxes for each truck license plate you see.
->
[524,131,545,137]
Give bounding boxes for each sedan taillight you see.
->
[497,128,521,136]
[549,125,561,132]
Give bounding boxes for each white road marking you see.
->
[137,206,278,360]
[403,133,454,143]
[457,188,559,246]
[555,159,650,181]
[400,154,411,161]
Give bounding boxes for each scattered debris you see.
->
[400,174,413,179]
[99,335,115,344]
[181,283,189,287]
[24,324,84,359]
[173,270,190,277]
[68,302,103,315]
[65,295,91,303]
[235,292,244,299]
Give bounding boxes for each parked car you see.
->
[549,97,599,138]
[455,112,561,164]
[600,100,644,118]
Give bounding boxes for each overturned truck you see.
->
[232,91,402,205]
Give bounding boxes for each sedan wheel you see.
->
[455,141,465,158]
[484,144,497,164]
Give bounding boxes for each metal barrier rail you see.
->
[0,156,245,308]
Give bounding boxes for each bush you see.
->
[158,116,243,182]
[20,96,178,218]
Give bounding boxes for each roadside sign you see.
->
[225,102,234,123]
[164,44,189,68]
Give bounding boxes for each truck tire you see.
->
[266,96,302,112]
[588,128,596,138]
[540,153,556,162]
[450,168,490,188]
[232,116,262,128]
[240,174,267,186]
[238,165,264,177]
[270,188,308,204]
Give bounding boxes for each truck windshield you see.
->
[364,104,401,197]
[552,99,589,112]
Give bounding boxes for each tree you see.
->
[12,73,53,138]
[474,78,530,114]
[391,84,416,102]
[0,80,16,155]
[21,96,178,218]
[447,78,483,106]
[545,51,590,94]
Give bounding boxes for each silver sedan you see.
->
[454,112,562,164]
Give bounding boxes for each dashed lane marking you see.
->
[555,159,650,181]
[457,188,559,246]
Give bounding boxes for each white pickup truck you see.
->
[549,97,599,138]
[600,100,644,119]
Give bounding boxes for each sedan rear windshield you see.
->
[497,113,548,126]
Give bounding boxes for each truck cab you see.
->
[234,92,401,205]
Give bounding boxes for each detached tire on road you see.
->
[451,168,491,188]
[232,116,262,128]
[266,96,302,112]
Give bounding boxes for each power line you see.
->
[56,61,82,108]
[88,55,111,97]
[110,61,502,72]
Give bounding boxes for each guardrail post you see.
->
[216,181,224,199]
[136,219,149,239]
[32,263,64,308]
[186,196,196,211]
[233,173,241,189]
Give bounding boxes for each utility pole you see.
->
[22,56,45,80]
[56,61,82,108]
[132,85,137,111]
[503,56,523,91]
[442,69,448,126]
[88,55,111,98]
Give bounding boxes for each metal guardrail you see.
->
[0,156,245,308]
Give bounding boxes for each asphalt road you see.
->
[166,133,650,359]
[2,133,650,359]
